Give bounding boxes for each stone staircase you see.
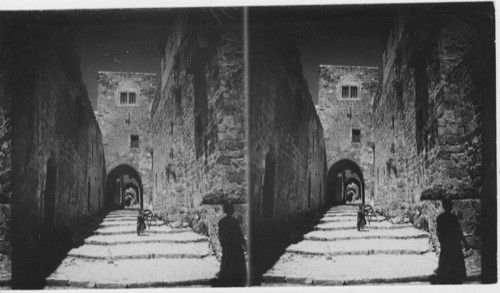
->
[262,204,440,286]
[46,209,219,289]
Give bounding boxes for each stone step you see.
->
[46,257,219,288]
[286,238,430,256]
[104,213,139,219]
[94,220,165,228]
[262,253,439,286]
[315,221,411,231]
[304,227,429,241]
[323,212,358,217]
[319,217,384,223]
[84,231,207,245]
[87,225,187,236]
[68,242,211,260]
[100,216,139,222]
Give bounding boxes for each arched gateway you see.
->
[326,159,365,206]
[104,164,143,210]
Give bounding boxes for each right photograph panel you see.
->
[248,2,496,286]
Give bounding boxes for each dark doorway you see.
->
[87,180,91,214]
[307,176,311,208]
[326,159,365,206]
[44,157,57,225]
[262,150,276,219]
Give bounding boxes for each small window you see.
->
[119,92,137,105]
[350,86,358,98]
[120,92,128,104]
[129,92,136,104]
[340,86,359,99]
[130,135,139,148]
[352,129,361,143]
[342,86,349,98]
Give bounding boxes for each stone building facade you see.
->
[317,65,379,205]
[249,29,326,282]
[152,12,246,256]
[96,72,157,210]
[371,6,495,279]
[4,26,106,288]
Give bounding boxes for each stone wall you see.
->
[372,11,493,253]
[0,54,12,283]
[249,28,326,278]
[152,13,246,257]
[317,65,379,203]
[4,26,106,288]
[96,72,156,208]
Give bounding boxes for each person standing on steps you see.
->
[435,199,470,284]
[357,204,367,231]
[215,202,247,287]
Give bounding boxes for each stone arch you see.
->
[326,159,365,206]
[105,164,143,210]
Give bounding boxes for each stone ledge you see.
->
[420,184,480,200]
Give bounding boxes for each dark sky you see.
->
[71,5,393,107]
[249,5,395,103]
[4,6,395,107]
[73,24,166,108]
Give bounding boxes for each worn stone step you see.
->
[319,217,384,223]
[315,221,412,231]
[88,225,185,236]
[84,231,207,245]
[107,209,140,215]
[95,220,165,228]
[104,213,139,219]
[323,212,358,217]
[68,242,211,260]
[262,253,438,286]
[100,216,139,222]
[304,227,429,241]
[46,257,219,288]
[286,238,430,256]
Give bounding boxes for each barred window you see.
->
[342,86,349,98]
[350,86,358,98]
[120,92,128,104]
[119,92,138,105]
[128,92,136,105]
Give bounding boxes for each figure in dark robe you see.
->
[357,205,367,231]
[216,202,247,287]
[136,210,147,236]
[435,199,470,284]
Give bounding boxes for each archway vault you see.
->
[326,158,365,206]
[105,164,143,210]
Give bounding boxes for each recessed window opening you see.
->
[342,86,349,98]
[350,86,358,98]
[340,86,359,99]
[130,135,139,148]
[119,92,138,105]
[352,129,361,143]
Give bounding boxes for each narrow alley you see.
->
[262,204,480,285]
[46,208,219,288]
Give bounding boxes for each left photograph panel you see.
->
[0,7,247,289]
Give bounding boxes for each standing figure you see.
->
[435,199,470,284]
[216,202,247,287]
[357,205,367,231]
[136,210,147,236]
